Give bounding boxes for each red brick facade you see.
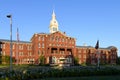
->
[76,46,117,65]
[31,31,76,66]
[0,40,33,64]
[0,34,118,65]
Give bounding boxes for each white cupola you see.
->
[49,10,59,33]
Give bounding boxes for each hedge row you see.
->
[0,66,120,80]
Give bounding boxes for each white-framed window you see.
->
[79,55,81,58]
[38,36,41,41]
[3,51,6,56]
[0,51,2,55]
[83,55,86,58]
[19,45,23,50]
[19,52,23,56]
[38,43,41,48]
[42,36,44,41]
[0,44,2,48]
[78,50,81,53]
[42,43,44,48]
[28,46,32,50]
[60,51,64,54]
[12,44,15,49]
[3,44,5,49]
[52,57,56,63]
[38,50,41,55]
[63,38,64,42]
[30,52,32,56]
[83,50,86,53]
[72,41,74,44]
[12,52,15,56]
[68,51,72,55]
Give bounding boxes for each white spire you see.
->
[49,10,59,33]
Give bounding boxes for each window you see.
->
[68,51,72,55]
[38,43,41,48]
[56,37,58,42]
[78,50,81,53]
[12,52,15,56]
[50,37,54,41]
[38,50,41,55]
[19,52,23,56]
[52,57,56,63]
[28,46,32,50]
[79,55,81,58]
[62,38,64,42]
[19,52,21,56]
[19,45,23,50]
[62,51,64,54]
[0,44,2,48]
[72,41,74,44]
[38,36,41,41]
[53,27,57,31]
[91,50,94,53]
[83,55,86,58]
[22,45,23,50]
[83,50,86,53]
[12,44,15,49]
[42,43,44,48]
[30,52,32,56]
[3,51,5,56]
[42,37,44,41]
[3,44,5,49]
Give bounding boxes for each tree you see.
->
[74,57,79,66]
[39,55,45,65]
[2,55,16,64]
[116,56,120,65]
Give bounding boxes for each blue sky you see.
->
[0,0,120,56]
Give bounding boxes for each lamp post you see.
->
[7,14,12,72]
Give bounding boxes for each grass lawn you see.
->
[41,75,120,80]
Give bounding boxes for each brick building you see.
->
[0,11,118,66]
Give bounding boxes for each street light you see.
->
[7,14,12,72]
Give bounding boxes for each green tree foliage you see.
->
[2,55,16,64]
[116,56,120,65]
[39,55,45,65]
[74,57,79,65]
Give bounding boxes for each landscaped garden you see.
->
[0,65,120,80]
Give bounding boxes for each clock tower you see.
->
[49,10,59,33]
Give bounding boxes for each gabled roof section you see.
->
[0,39,31,44]
[49,31,75,39]
[30,33,48,41]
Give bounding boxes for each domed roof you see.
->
[50,20,58,27]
